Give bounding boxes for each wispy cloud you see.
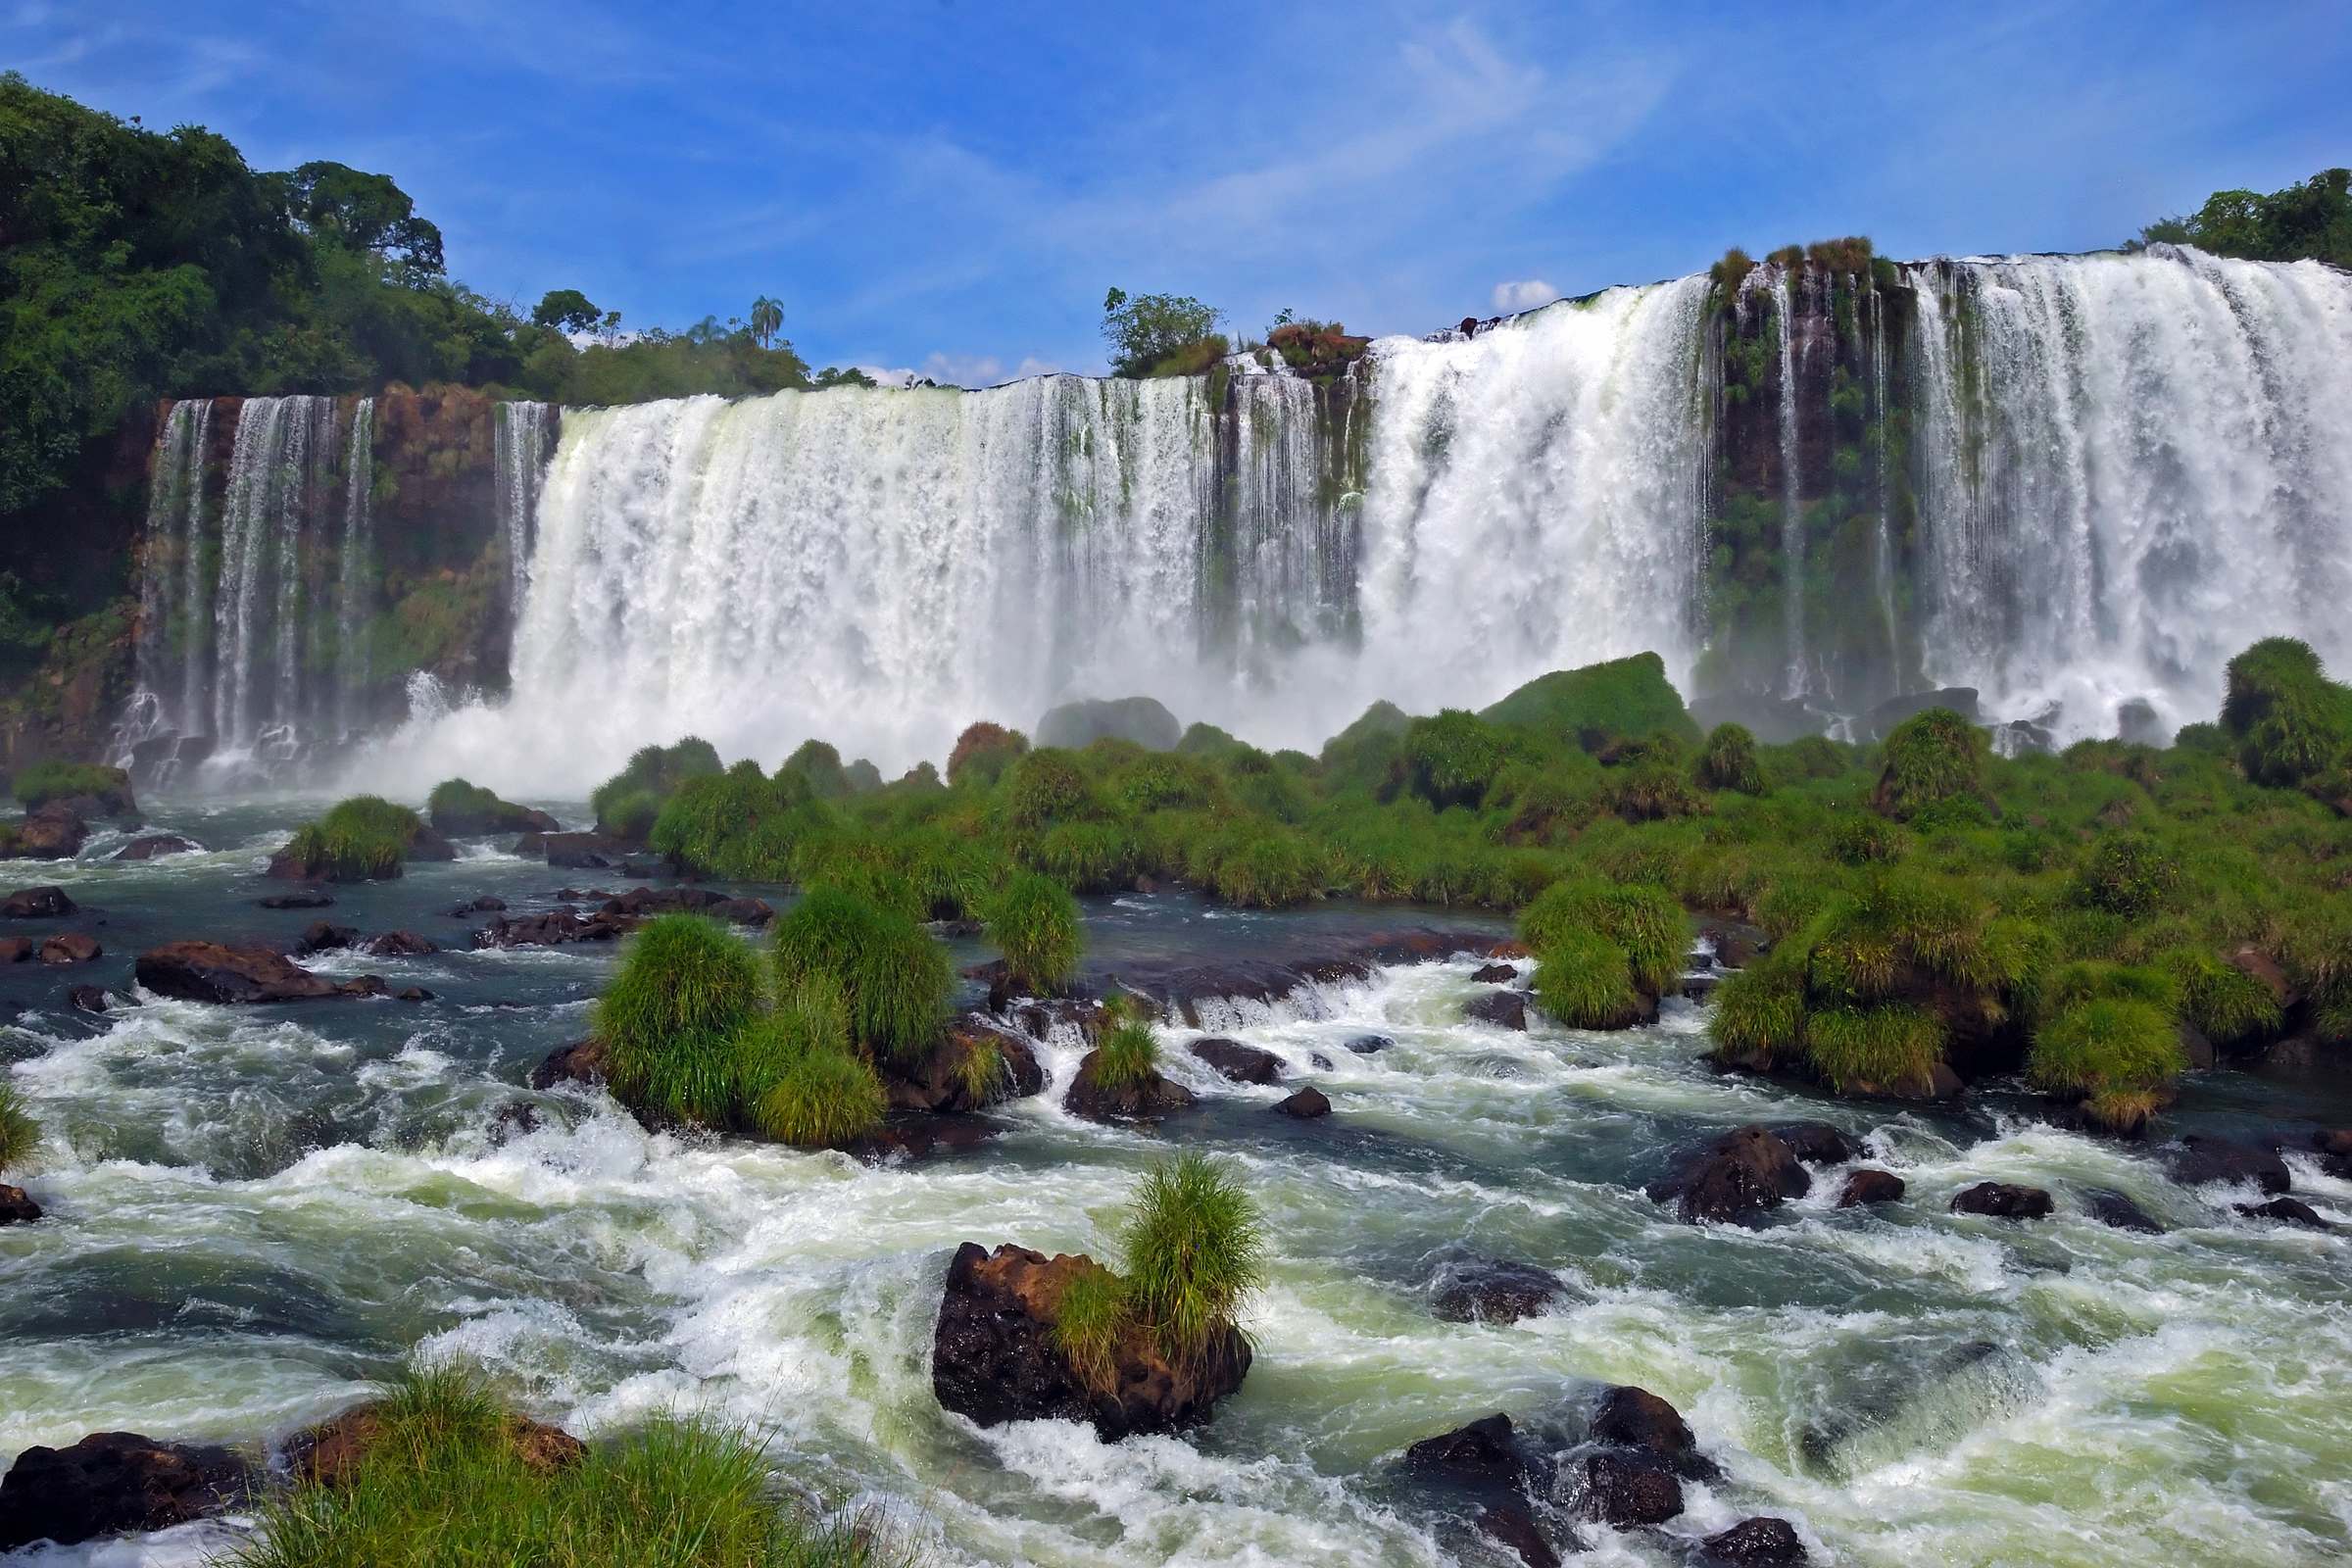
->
[1492,279,1558,312]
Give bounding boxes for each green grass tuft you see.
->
[1706,956,1807,1065]
[1002,750,1094,828]
[1518,879,1687,996]
[1092,1021,1161,1089]
[1533,930,1641,1028]
[1119,1152,1265,1369]
[0,1081,39,1169]
[281,796,423,882]
[770,888,950,1064]
[988,871,1083,994]
[12,759,128,808]
[2155,947,2281,1046]
[596,915,766,1125]
[1049,1263,1131,1397]
[1693,722,1766,795]
[1803,1003,1945,1092]
[425,778,538,835]
[592,738,724,837]
[2028,997,2187,1099]
[1875,708,1985,819]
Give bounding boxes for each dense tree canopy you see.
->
[2139,167,2352,268]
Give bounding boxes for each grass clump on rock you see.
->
[771,887,951,1065]
[12,760,130,809]
[1803,1004,1945,1094]
[592,737,724,840]
[1121,1152,1267,1368]
[0,1082,38,1169]
[1693,722,1766,795]
[990,872,1082,993]
[1873,708,1986,819]
[425,778,543,836]
[1092,1020,1161,1090]
[280,797,426,882]
[240,1363,898,1568]
[1532,929,1642,1029]
[596,915,767,1126]
[1520,878,1688,998]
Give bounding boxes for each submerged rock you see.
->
[1471,962,1520,984]
[1189,1037,1284,1083]
[365,930,439,956]
[931,1242,1249,1440]
[135,941,344,1004]
[472,908,628,949]
[885,1019,1044,1112]
[2,885,76,918]
[113,835,199,860]
[1274,1085,1331,1118]
[529,1039,608,1090]
[1429,1255,1567,1324]
[1477,1502,1562,1568]
[1837,1169,1906,1207]
[1949,1182,2053,1219]
[1558,1447,1682,1526]
[1769,1122,1865,1165]
[67,984,108,1013]
[1704,1515,1809,1564]
[257,891,335,909]
[2166,1135,2290,1195]
[37,933,99,963]
[1466,991,1530,1030]
[2237,1197,2331,1230]
[1590,1385,1717,1480]
[0,1431,247,1550]
[1645,1126,1812,1223]
[0,937,26,962]
[2082,1188,2166,1234]
[1063,1049,1196,1122]
[0,1184,39,1224]
[298,921,360,955]
[1345,1032,1396,1054]
[1403,1412,1533,1488]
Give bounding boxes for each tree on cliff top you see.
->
[2139,168,2352,268]
[1102,287,1226,378]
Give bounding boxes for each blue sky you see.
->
[12,1,2350,382]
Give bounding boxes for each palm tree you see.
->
[750,296,784,351]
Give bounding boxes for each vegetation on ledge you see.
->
[279,797,430,882]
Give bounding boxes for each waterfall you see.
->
[1775,266,1805,697]
[495,400,554,629]
[336,399,374,736]
[1904,247,2352,740]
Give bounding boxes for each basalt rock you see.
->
[1063,1050,1197,1122]
[1346,1032,1396,1054]
[1950,1182,2053,1219]
[397,987,434,1002]
[135,942,343,1004]
[365,930,439,956]
[1478,1502,1563,1568]
[2082,1188,2166,1233]
[538,831,639,870]
[2238,1197,2331,1230]
[1646,1126,1811,1223]
[451,895,508,915]
[1189,1037,1284,1083]
[1467,990,1531,1030]
[113,834,199,860]
[1837,1169,1906,1206]
[1704,1516,1809,1564]
[2,885,76,918]
[1111,930,1524,1027]
[1590,1385,1718,1481]
[2315,1128,2352,1180]
[1274,1085,1331,1118]
[599,885,774,925]
[1429,1255,1568,1324]
[17,804,88,859]
[337,974,389,998]
[0,1184,40,1224]
[472,908,629,949]
[0,1431,247,1550]
[1559,1447,1682,1526]
[2166,1135,2290,1194]
[1404,1412,1535,1489]
[931,1242,1249,1440]
[529,1038,608,1090]
[1770,1122,1865,1166]
[298,921,360,955]
[0,937,29,962]
[257,892,334,909]
[68,984,109,1012]
[884,1018,1044,1112]
[1472,962,1520,984]
[37,933,98,963]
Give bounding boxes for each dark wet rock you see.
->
[365,930,439,956]
[1430,1256,1566,1324]
[1477,1502,1562,1568]
[1063,1049,1197,1122]
[406,823,459,861]
[491,1102,541,1139]
[2238,1197,2331,1230]
[0,937,28,962]
[2082,1188,2165,1233]
[0,1431,247,1549]
[473,908,628,949]
[1345,1032,1396,1054]
[1309,1052,1336,1071]
[257,891,335,909]
[1108,929,1522,1027]
[2176,1021,2216,1071]
[135,941,344,1004]
[3,886,76,918]
[396,987,435,1002]
[1466,991,1530,1030]
[432,801,562,838]
[0,1184,39,1224]
[1274,1086,1331,1118]
[1189,1037,1283,1084]
[1647,1126,1810,1223]
[1472,962,1519,984]
[2315,1128,2352,1180]
[67,984,108,1013]
[599,885,774,925]
[1682,973,1721,1002]
[1036,695,1183,752]
[1591,1385,1719,1481]
[112,834,198,861]
[37,933,99,963]
[338,974,388,997]
[1560,1447,1682,1526]
[17,804,88,859]
[845,1115,1004,1164]
[529,1039,607,1090]
[1837,1168,1906,1206]
[1704,1515,1809,1564]
[451,895,509,915]
[540,831,635,869]
[1403,1413,1531,1488]
[931,1241,1249,1440]
[1950,1182,2054,1219]
[298,921,360,955]
[1770,1122,1864,1166]
[2166,1135,2290,1194]
[884,1019,1044,1112]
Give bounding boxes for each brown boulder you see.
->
[2,886,76,918]
[365,930,439,956]
[2238,1197,2331,1230]
[1189,1037,1283,1084]
[529,1038,609,1089]
[1591,1385,1717,1479]
[17,805,88,859]
[1950,1182,2053,1219]
[37,933,100,963]
[1063,1049,1197,1122]
[930,1242,1249,1440]
[884,1020,1045,1112]
[1646,1126,1810,1223]
[1466,990,1531,1030]
[1429,1256,1566,1324]
[1274,1085,1331,1118]
[134,942,342,1004]
[0,1431,246,1549]
[298,921,360,954]
[113,835,199,860]
[1471,962,1519,983]
[1837,1169,1906,1206]
[0,937,30,962]
[1561,1448,1682,1526]
[0,1184,40,1224]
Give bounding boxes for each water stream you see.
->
[3,816,2348,1565]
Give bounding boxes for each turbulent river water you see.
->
[3,809,2349,1566]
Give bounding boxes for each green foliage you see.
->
[1694,723,1765,795]
[1830,813,1904,865]
[1403,709,1504,808]
[991,872,1082,993]
[1477,653,1700,749]
[1120,1152,1265,1367]
[1709,247,1755,296]
[1707,956,1807,1065]
[1092,1020,1162,1089]
[1050,1264,1130,1397]
[782,739,850,799]
[2154,948,2281,1046]
[1875,708,1985,818]
[2221,637,2352,787]
[2141,168,2352,268]
[281,796,422,882]
[741,997,887,1148]
[596,916,766,1125]
[1102,287,1226,377]
[650,766,821,880]
[234,1363,898,1568]
[946,722,1027,787]
[0,1080,38,1169]
[593,738,724,837]
[1519,879,1687,996]
[425,777,539,835]
[1803,1004,1944,1093]
[1003,749,1094,828]
[770,888,950,1064]
[1532,930,1641,1028]
[2076,832,2179,916]
[10,758,125,807]
[2028,998,2187,1098]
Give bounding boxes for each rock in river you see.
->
[1646,1125,1812,1224]
[1950,1182,2054,1219]
[0,1184,40,1224]
[135,942,347,1004]
[2,886,76,918]
[1429,1255,1567,1324]
[0,1431,247,1550]
[1189,1037,1283,1083]
[1063,1049,1197,1122]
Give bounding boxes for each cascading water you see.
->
[1776,267,1806,697]
[494,401,554,630]
[334,399,374,737]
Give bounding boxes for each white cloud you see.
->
[860,354,1064,390]
[1493,279,1559,312]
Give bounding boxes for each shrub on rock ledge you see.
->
[0,1082,37,1169]
[1873,708,1986,819]
[990,872,1082,993]
[277,797,449,882]
[426,778,553,837]
[771,887,951,1064]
